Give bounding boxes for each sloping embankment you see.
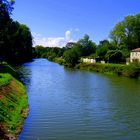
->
[0,73,28,140]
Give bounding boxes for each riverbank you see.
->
[53,57,140,78]
[76,62,140,78]
[0,65,28,139]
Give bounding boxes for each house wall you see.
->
[130,52,140,62]
[82,58,96,63]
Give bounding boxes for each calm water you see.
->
[18,59,140,140]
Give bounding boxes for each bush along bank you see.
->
[0,73,28,140]
[75,62,140,78]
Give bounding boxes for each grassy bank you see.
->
[75,62,140,78]
[53,57,65,65]
[0,69,28,139]
[47,57,140,78]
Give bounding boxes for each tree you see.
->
[0,0,33,64]
[99,40,110,46]
[1,21,32,63]
[96,39,114,60]
[96,46,109,60]
[110,13,140,50]
[77,34,96,56]
[0,0,14,21]
[13,23,32,62]
[63,49,80,67]
[105,50,124,63]
[0,0,15,57]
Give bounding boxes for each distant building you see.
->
[101,60,105,64]
[66,42,76,49]
[82,58,96,63]
[130,48,140,62]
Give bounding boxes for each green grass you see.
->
[0,74,28,136]
[76,62,140,78]
[0,73,12,87]
[54,57,65,65]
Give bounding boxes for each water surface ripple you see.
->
[19,59,140,140]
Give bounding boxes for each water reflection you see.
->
[16,65,32,89]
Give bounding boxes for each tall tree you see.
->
[77,34,96,56]
[63,48,80,67]
[105,50,124,63]
[110,13,140,50]
[0,0,14,57]
[0,0,33,64]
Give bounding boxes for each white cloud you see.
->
[65,30,71,41]
[75,28,80,32]
[32,30,74,48]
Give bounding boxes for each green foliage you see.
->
[105,50,124,63]
[96,39,117,60]
[96,46,108,59]
[122,62,140,78]
[54,57,65,65]
[0,73,12,87]
[0,0,14,24]
[34,46,66,61]
[110,13,140,50]
[76,62,140,78]
[77,34,96,56]
[0,0,33,64]
[63,48,80,67]
[120,48,130,58]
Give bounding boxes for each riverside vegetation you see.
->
[33,13,140,78]
[1,0,140,139]
[0,72,28,139]
[33,47,140,78]
[0,0,32,139]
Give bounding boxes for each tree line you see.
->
[1,0,139,66]
[0,0,32,64]
[34,13,140,67]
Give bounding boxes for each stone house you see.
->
[130,48,140,62]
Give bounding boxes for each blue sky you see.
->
[12,0,140,47]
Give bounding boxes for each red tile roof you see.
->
[132,48,140,52]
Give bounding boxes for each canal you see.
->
[18,59,140,140]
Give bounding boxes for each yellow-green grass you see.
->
[75,62,140,78]
[54,57,65,65]
[0,73,12,87]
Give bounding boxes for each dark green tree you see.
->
[77,34,96,56]
[105,50,124,63]
[96,40,115,60]
[63,49,80,67]
[96,46,108,60]
[0,0,14,57]
[0,0,33,64]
